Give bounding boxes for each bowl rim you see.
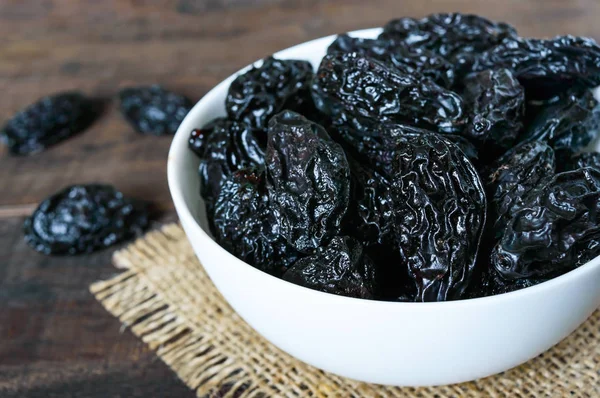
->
[167,27,600,308]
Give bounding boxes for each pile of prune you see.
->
[2,84,194,255]
[189,13,600,301]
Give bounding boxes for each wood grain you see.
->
[1,0,599,396]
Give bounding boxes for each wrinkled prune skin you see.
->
[486,141,556,233]
[380,13,517,71]
[266,111,350,254]
[328,34,455,87]
[23,185,148,255]
[212,169,298,275]
[467,267,540,298]
[462,69,525,152]
[491,168,600,280]
[391,133,487,301]
[331,120,425,177]
[445,134,480,164]
[119,85,193,135]
[520,88,600,155]
[188,118,265,204]
[282,236,377,299]
[563,152,600,172]
[1,92,99,155]
[345,159,395,246]
[225,57,314,130]
[471,36,600,96]
[312,52,467,134]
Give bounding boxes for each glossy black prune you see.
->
[212,169,298,275]
[1,91,99,155]
[491,168,600,280]
[471,36,600,96]
[486,141,556,234]
[225,57,314,130]
[328,34,455,87]
[563,152,600,172]
[189,118,265,204]
[266,111,350,254]
[391,133,487,301]
[380,13,517,70]
[312,52,467,134]
[345,159,395,246]
[520,88,600,155]
[462,68,525,152]
[119,85,193,135]
[282,236,377,299]
[331,119,426,177]
[23,185,148,255]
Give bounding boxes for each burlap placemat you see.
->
[90,223,600,397]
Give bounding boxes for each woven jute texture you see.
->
[90,223,600,397]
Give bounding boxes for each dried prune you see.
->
[1,91,99,155]
[491,168,600,280]
[563,152,600,172]
[380,13,516,71]
[520,88,600,155]
[119,85,193,135]
[212,168,298,275]
[345,159,394,246]
[462,68,525,152]
[189,118,265,204]
[391,133,487,301]
[312,52,467,134]
[23,184,148,255]
[486,141,556,234]
[225,57,314,130]
[471,36,600,97]
[266,111,350,254]
[282,236,377,299]
[331,120,426,177]
[468,267,541,298]
[328,34,455,87]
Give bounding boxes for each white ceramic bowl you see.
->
[168,28,600,386]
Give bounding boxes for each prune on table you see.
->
[1,91,99,155]
[327,34,455,87]
[462,68,525,152]
[212,168,298,275]
[486,141,556,234]
[519,88,600,155]
[390,133,487,301]
[225,57,314,131]
[282,236,377,299]
[563,152,600,172]
[266,111,350,254]
[471,36,600,97]
[491,167,600,280]
[379,13,517,71]
[118,85,193,135]
[312,52,467,134]
[188,118,265,204]
[23,184,148,255]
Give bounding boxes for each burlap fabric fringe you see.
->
[90,224,600,397]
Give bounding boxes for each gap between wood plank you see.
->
[0,204,36,219]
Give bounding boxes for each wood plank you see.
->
[0,215,193,397]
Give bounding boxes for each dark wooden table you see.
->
[1,1,599,396]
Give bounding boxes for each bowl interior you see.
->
[168,27,600,305]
